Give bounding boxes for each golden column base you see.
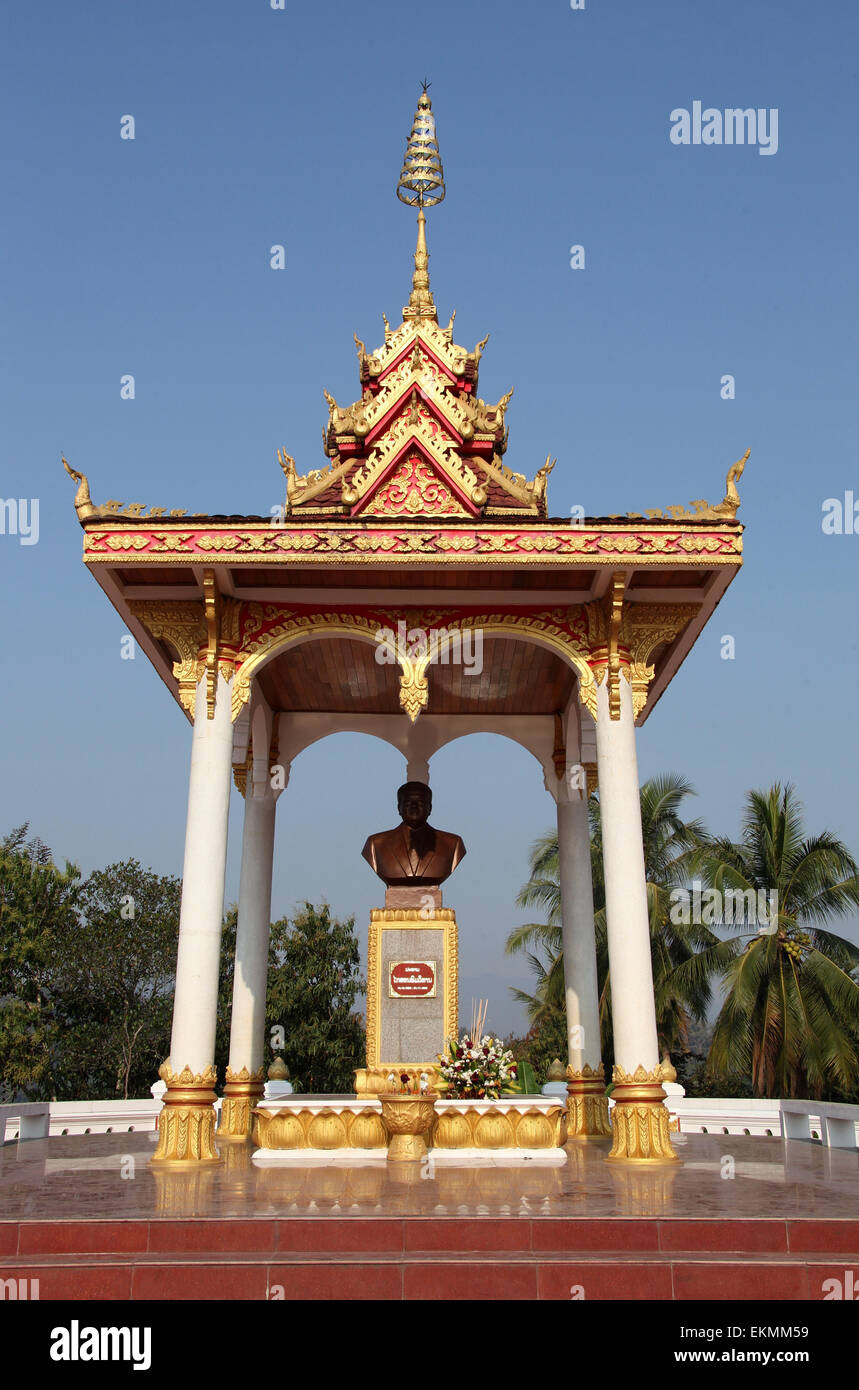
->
[565,1062,612,1139]
[150,1062,221,1166]
[216,1065,265,1140]
[606,1064,681,1165]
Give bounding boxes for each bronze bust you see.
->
[361,782,466,887]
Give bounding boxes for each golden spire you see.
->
[397,84,445,322]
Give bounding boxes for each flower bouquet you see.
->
[437,1034,519,1100]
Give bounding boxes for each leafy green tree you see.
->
[215,905,238,1078]
[266,904,365,1092]
[507,1012,568,1087]
[0,826,82,1100]
[49,861,180,1099]
[678,785,859,1098]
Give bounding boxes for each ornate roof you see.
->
[63,88,748,535]
[277,88,554,522]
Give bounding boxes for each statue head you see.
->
[397,781,432,829]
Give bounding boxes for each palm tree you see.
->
[677,784,859,1098]
[506,774,712,1060]
[505,830,563,1025]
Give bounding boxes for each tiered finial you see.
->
[397,86,446,322]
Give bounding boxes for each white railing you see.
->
[668,1096,783,1137]
[666,1096,859,1148]
[2,1095,856,1148]
[1,1099,161,1142]
[779,1098,859,1150]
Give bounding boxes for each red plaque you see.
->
[389,960,436,998]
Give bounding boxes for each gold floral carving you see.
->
[621,603,699,719]
[150,1061,220,1165]
[82,521,744,565]
[127,600,206,721]
[361,453,473,518]
[379,1094,437,1161]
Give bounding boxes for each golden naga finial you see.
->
[398,85,445,322]
[277,446,296,482]
[62,455,98,521]
[628,448,751,523]
[722,447,750,515]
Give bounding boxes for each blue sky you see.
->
[1,1,857,1037]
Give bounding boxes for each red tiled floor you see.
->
[538,1260,674,1300]
[268,1263,402,1300]
[275,1219,403,1253]
[132,1263,267,1300]
[672,1261,809,1301]
[658,1220,788,1253]
[787,1220,859,1253]
[403,1218,531,1253]
[532,1219,659,1252]
[404,1261,538,1300]
[146,1220,276,1253]
[0,1224,18,1256]
[18,1221,149,1255]
[0,1266,133,1300]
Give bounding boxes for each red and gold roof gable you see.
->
[278,292,554,522]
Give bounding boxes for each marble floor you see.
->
[1,1128,857,1223]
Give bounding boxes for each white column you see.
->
[594,673,659,1074]
[169,671,235,1074]
[557,790,602,1071]
[227,786,278,1075]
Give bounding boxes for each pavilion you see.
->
[65,89,745,1167]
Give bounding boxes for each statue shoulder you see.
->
[433,827,466,854]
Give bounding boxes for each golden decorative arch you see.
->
[228,606,599,725]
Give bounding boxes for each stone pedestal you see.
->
[354,890,458,1096]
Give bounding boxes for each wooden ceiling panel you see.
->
[255,634,575,716]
